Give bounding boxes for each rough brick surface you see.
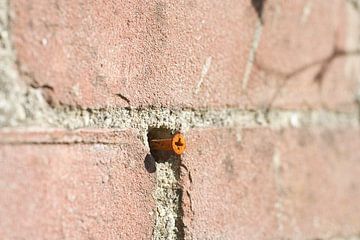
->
[11,0,358,109]
[278,129,360,239]
[251,1,359,110]
[2,0,360,239]
[180,128,278,239]
[0,130,155,239]
[181,128,360,239]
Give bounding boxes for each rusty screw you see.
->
[150,132,186,155]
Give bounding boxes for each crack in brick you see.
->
[179,163,194,237]
[115,93,131,105]
[255,46,360,110]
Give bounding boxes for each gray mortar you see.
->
[1,96,360,145]
[0,0,25,126]
[44,107,360,142]
[0,0,55,127]
[153,158,181,240]
[1,105,360,143]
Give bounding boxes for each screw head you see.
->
[171,133,186,155]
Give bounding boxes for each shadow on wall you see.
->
[144,154,156,173]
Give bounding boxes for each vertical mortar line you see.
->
[153,155,184,240]
[148,128,185,240]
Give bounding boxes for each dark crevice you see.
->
[175,186,186,240]
[314,48,360,84]
[115,93,130,105]
[30,83,54,91]
[251,0,266,23]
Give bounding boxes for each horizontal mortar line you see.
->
[49,106,360,130]
[0,128,132,145]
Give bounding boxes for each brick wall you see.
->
[1,0,360,239]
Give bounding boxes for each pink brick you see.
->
[181,128,360,239]
[11,0,357,109]
[250,1,356,110]
[278,129,360,239]
[0,129,155,239]
[181,128,278,239]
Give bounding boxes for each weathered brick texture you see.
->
[181,128,360,239]
[11,0,359,109]
[0,130,155,239]
[1,0,360,239]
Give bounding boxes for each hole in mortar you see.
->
[147,127,178,162]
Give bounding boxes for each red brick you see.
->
[181,128,278,239]
[11,0,357,109]
[247,1,358,111]
[181,128,360,239]
[0,129,155,239]
[278,129,360,239]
